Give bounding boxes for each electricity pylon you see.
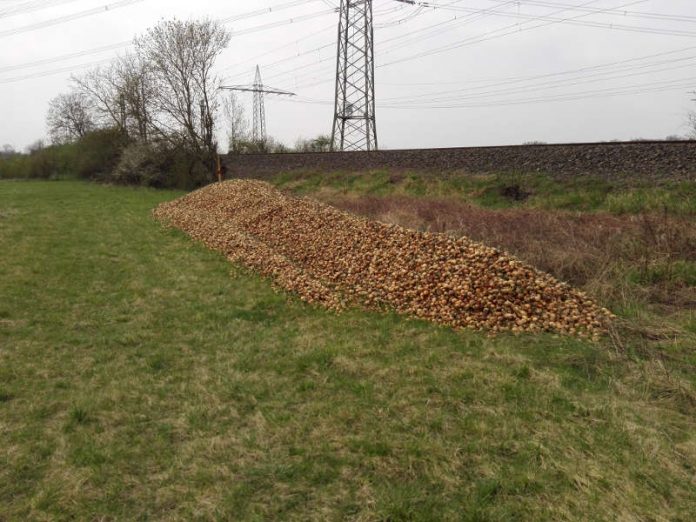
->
[252,66,265,142]
[221,65,295,142]
[331,0,378,151]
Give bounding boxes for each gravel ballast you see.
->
[154,180,613,337]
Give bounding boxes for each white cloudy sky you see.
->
[1,0,695,151]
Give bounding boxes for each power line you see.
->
[0,2,337,83]
[237,0,442,82]
[0,0,82,19]
[281,76,696,109]
[381,52,696,103]
[400,0,696,25]
[386,60,696,104]
[377,0,649,68]
[0,0,331,74]
[0,57,116,85]
[380,76,696,108]
[0,41,131,74]
[0,0,502,87]
[381,43,696,90]
[260,0,614,91]
[285,0,696,91]
[0,0,145,39]
[482,0,696,24]
[290,0,664,88]
[1,0,693,142]
[219,24,335,77]
[219,0,327,24]
[247,0,518,87]
[376,0,528,56]
[403,1,696,37]
[227,8,336,39]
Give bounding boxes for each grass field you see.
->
[1,179,695,520]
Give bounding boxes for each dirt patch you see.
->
[499,184,532,202]
[154,180,613,337]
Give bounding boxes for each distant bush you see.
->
[232,137,290,154]
[295,135,332,152]
[0,128,127,181]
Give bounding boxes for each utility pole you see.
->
[221,65,296,144]
[331,0,378,151]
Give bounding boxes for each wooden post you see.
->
[216,154,223,183]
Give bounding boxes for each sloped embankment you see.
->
[154,180,612,337]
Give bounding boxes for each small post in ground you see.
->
[216,154,223,183]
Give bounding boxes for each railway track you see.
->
[223,139,696,179]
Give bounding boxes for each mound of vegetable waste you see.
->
[154,180,612,337]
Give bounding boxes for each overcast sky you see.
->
[1,0,695,151]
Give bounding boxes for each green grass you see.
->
[1,180,696,520]
[272,170,696,215]
[627,260,696,287]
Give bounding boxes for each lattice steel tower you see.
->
[331,0,378,151]
[221,65,295,143]
[220,65,295,143]
[252,65,266,142]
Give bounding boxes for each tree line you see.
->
[0,18,331,188]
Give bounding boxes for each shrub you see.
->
[112,141,214,189]
[112,142,170,187]
[73,128,128,180]
[167,147,213,190]
[295,135,332,152]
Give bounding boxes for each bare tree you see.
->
[688,111,696,139]
[134,18,230,160]
[223,92,250,154]
[116,53,151,142]
[72,54,151,141]
[73,66,122,132]
[46,92,95,144]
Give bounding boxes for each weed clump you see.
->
[154,180,613,337]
